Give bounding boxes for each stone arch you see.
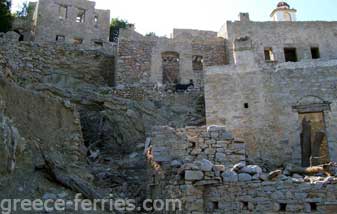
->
[296,95,325,106]
[161,51,180,84]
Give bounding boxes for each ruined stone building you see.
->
[2,1,337,213]
[206,2,337,167]
[13,0,110,45]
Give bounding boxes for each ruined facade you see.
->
[206,3,337,167]
[116,28,227,88]
[14,0,110,45]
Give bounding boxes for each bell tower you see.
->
[270,2,297,22]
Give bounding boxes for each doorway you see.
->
[299,112,330,166]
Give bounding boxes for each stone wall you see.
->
[32,0,110,45]
[205,60,337,167]
[116,29,226,86]
[219,20,337,64]
[150,126,245,167]
[148,126,337,214]
[0,36,115,88]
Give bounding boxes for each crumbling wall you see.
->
[148,126,337,214]
[33,0,110,45]
[0,37,115,88]
[116,29,226,86]
[219,20,337,64]
[205,60,337,167]
[150,126,245,167]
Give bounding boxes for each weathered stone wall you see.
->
[148,126,337,214]
[116,29,226,86]
[205,60,337,167]
[0,37,115,88]
[219,20,337,64]
[150,126,245,168]
[33,0,110,45]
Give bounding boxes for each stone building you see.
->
[116,27,227,88]
[14,0,110,45]
[206,2,337,167]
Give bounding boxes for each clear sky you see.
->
[12,0,337,36]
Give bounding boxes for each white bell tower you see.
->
[270,2,297,22]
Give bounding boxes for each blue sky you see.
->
[12,0,337,36]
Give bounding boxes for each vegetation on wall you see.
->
[109,18,129,42]
[15,1,33,17]
[145,32,157,37]
[0,0,13,32]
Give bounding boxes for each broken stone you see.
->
[185,170,204,181]
[196,159,214,172]
[238,173,252,182]
[232,162,246,172]
[240,165,262,175]
[171,160,183,168]
[215,152,226,162]
[268,170,282,180]
[222,171,238,182]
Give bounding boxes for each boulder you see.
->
[196,159,214,172]
[222,171,238,182]
[185,170,204,181]
[240,165,262,175]
[238,173,252,182]
[215,153,226,162]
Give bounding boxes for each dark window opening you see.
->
[193,55,203,71]
[241,201,249,210]
[279,203,287,212]
[56,35,65,42]
[310,202,318,211]
[311,47,320,59]
[244,103,249,109]
[76,9,85,23]
[94,41,103,47]
[284,48,297,62]
[73,38,83,44]
[213,202,219,210]
[264,47,274,61]
[59,5,68,20]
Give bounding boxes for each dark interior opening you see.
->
[244,103,249,109]
[264,48,274,61]
[311,47,320,59]
[279,203,287,212]
[284,48,297,62]
[213,201,219,210]
[241,201,249,210]
[310,202,318,211]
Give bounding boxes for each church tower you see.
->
[270,2,297,22]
